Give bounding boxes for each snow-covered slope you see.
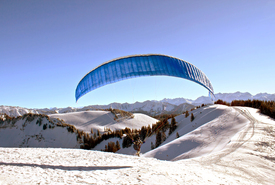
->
[0,103,267,159]
[0,110,158,150]
[95,104,249,159]
[0,107,274,185]
[65,104,254,161]
[48,111,158,133]
[0,114,80,148]
[0,105,40,117]
[143,105,249,160]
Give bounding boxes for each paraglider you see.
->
[75,54,214,102]
[133,137,144,157]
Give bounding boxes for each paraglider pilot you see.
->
[133,137,145,157]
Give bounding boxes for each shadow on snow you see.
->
[0,162,132,171]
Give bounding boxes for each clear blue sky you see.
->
[1,0,274,109]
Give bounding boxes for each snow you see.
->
[48,111,158,133]
[0,105,274,184]
[144,105,249,160]
[0,116,80,148]
[0,105,39,117]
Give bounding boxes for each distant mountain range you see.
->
[74,92,275,116]
[214,92,275,103]
[0,102,195,117]
[1,92,274,117]
[159,91,275,105]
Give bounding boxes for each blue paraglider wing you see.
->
[75,54,214,102]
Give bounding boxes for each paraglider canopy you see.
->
[75,54,214,102]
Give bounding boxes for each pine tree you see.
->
[171,116,177,131]
[185,111,189,118]
[155,131,162,148]
[116,140,121,151]
[176,132,180,138]
[118,130,123,139]
[161,131,166,143]
[77,130,82,140]
[169,116,177,135]
[90,128,93,134]
[162,119,169,132]
[97,129,101,137]
[140,126,147,140]
[122,135,132,148]
[89,136,95,148]
[84,133,90,143]
[107,142,116,152]
[191,113,195,122]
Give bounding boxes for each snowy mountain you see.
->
[160,91,275,106]
[159,97,193,105]
[209,91,275,103]
[214,92,253,102]
[0,102,194,117]
[1,105,274,184]
[1,92,274,118]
